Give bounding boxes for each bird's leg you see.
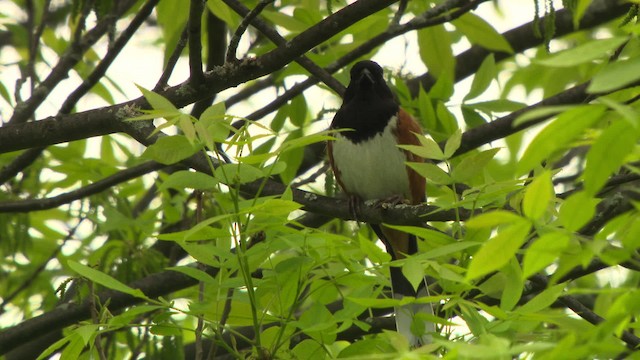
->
[348,194,362,222]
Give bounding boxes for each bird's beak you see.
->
[359,68,374,85]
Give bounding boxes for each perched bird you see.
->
[327,60,434,346]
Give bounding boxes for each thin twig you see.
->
[224,0,345,95]
[155,26,189,91]
[88,281,108,360]
[0,161,167,213]
[391,0,408,27]
[225,0,273,63]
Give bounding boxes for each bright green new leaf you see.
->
[501,259,524,311]
[214,163,264,184]
[417,24,454,78]
[522,232,571,279]
[399,133,444,160]
[178,114,196,143]
[199,102,226,122]
[466,220,531,281]
[418,87,437,130]
[597,97,639,129]
[436,101,459,137]
[522,170,554,221]
[68,260,149,299]
[142,135,200,165]
[583,119,638,196]
[466,210,523,228]
[512,105,575,128]
[136,84,178,112]
[444,129,462,158]
[536,37,628,67]
[159,170,217,191]
[517,283,565,314]
[464,54,497,101]
[451,148,500,183]
[407,162,451,185]
[558,192,600,232]
[168,266,216,283]
[588,56,640,93]
[402,257,425,292]
[452,13,513,53]
[518,105,606,175]
[466,99,526,114]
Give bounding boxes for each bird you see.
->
[327,60,434,347]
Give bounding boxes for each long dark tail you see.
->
[371,224,435,347]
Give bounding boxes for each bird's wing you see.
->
[395,108,426,204]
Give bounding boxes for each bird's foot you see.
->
[376,195,410,210]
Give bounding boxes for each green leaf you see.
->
[466,99,526,114]
[466,210,523,228]
[464,54,496,101]
[402,256,425,292]
[407,162,451,185]
[522,170,554,221]
[559,192,600,232]
[597,97,639,128]
[466,220,531,281]
[199,102,226,122]
[214,163,264,184]
[518,105,606,175]
[142,135,200,165]
[512,105,575,128]
[451,148,500,183]
[37,337,71,360]
[399,133,444,160]
[289,94,308,127]
[536,37,628,67]
[522,232,571,279]
[417,87,437,130]
[501,259,524,311]
[444,129,462,158]
[168,266,216,283]
[136,84,178,112]
[68,260,148,299]
[452,13,513,53]
[160,170,217,191]
[436,101,458,137]
[417,24,454,78]
[588,56,640,93]
[583,120,638,196]
[517,283,564,314]
[338,338,395,358]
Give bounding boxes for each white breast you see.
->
[332,117,411,200]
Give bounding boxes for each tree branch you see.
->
[188,0,205,86]
[225,0,273,63]
[0,161,167,213]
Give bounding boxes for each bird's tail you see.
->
[373,225,436,347]
[390,266,435,347]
